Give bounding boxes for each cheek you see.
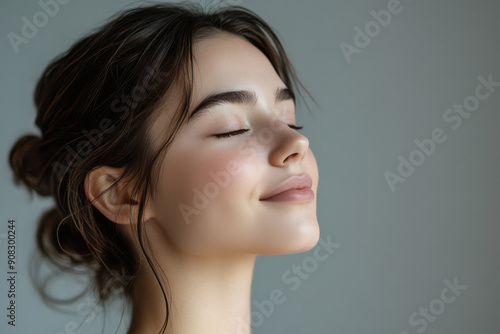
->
[158,150,227,220]
[150,146,260,252]
[181,148,254,199]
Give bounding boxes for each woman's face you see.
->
[146,32,319,256]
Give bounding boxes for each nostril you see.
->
[283,152,299,164]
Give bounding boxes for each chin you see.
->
[260,218,320,255]
[289,219,321,253]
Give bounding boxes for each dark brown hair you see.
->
[8,1,315,333]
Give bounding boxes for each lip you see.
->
[260,173,314,202]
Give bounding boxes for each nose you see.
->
[268,121,310,167]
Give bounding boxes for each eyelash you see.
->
[214,124,303,138]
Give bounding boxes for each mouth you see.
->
[260,173,314,203]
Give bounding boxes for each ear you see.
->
[84,166,154,225]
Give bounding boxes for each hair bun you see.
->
[9,134,51,196]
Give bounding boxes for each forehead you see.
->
[191,32,284,104]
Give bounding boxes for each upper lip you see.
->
[260,173,313,200]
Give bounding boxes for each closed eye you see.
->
[214,129,249,138]
[214,124,303,139]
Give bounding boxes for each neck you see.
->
[127,252,257,334]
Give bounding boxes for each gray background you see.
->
[1,0,499,333]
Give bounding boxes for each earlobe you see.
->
[84,166,150,225]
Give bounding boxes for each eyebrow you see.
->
[187,87,295,122]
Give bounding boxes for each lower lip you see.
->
[260,188,314,202]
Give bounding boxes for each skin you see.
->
[85,32,319,334]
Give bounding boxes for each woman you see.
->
[8,2,320,333]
